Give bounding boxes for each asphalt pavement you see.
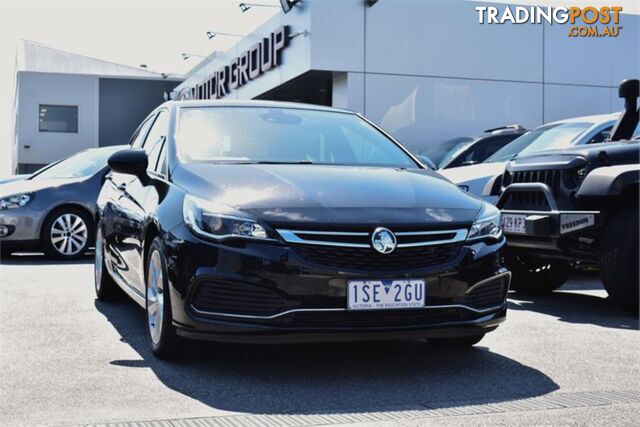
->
[0,254,638,426]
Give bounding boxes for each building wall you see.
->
[175,0,639,154]
[98,78,179,147]
[344,0,638,153]
[16,72,98,171]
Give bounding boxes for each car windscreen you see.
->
[422,137,474,168]
[486,122,593,162]
[31,149,114,180]
[176,107,418,168]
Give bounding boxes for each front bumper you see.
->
[0,209,43,250]
[497,183,601,251]
[162,224,510,344]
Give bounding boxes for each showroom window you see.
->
[38,105,78,133]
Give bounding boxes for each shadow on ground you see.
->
[507,274,639,331]
[95,298,558,415]
[0,252,94,266]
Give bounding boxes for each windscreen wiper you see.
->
[251,160,313,165]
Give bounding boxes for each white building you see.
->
[173,0,639,154]
[12,41,182,173]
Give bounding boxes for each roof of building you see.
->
[16,40,182,80]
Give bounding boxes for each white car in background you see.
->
[440,113,620,204]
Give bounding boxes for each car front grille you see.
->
[508,169,561,187]
[191,280,286,316]
[503,169,562,210]
[292,243,462,271]
[277,227,467,272]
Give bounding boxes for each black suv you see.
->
[496,79,639,311]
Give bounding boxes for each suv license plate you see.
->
[347,279,425,311]
[502,214,527,234]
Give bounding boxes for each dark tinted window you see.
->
[449,134,520,167]
[155,142,168,175]
[39,105,78,133]
[422,137,473,167]
[586,126,612,144]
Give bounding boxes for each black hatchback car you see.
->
[95,101,510,357]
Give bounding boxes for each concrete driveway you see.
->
[0,255,638,426]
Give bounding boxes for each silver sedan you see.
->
[0,146,125,259]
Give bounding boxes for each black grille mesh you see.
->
[191,281,286,315]
[292,243,462,272]
[511,169,560,187]
[456,275,509,310]
[504,169,561,209]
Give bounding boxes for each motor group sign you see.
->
[176,25,289,100]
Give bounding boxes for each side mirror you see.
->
[417,155,437,170]
[108,149,148,180]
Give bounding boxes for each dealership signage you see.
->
[175,26,290,100]
[475,5,623,38]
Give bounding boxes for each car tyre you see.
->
[599,208,639,313]
[146,237,180,359]
[506,254,568,294]
[42,207,92,259]
[428,334,485,347]
[94,227,121,301]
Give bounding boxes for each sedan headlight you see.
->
[467,203,502,241]
[183,194,272,241]
[0,193,33,210]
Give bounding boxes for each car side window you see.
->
[449,135,515,167]
[586,126,612,144]
[155,141,168,175]
[475,135,514,160]
[143,110,169,173]
[130,116,155,148]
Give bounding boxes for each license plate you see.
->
[502,214,527,234]
[347,279,425,311]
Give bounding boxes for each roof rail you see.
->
[484,124,526,133]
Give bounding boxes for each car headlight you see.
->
[182,194,272,241]
[0,193,33,210]
[467,203,502,241]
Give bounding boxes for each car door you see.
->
[103,115,155,289]
[114,109,169,294]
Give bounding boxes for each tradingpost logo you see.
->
[475,5,623,37]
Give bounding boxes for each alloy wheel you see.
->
[146,250,164,345]
[50,213,88,256]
